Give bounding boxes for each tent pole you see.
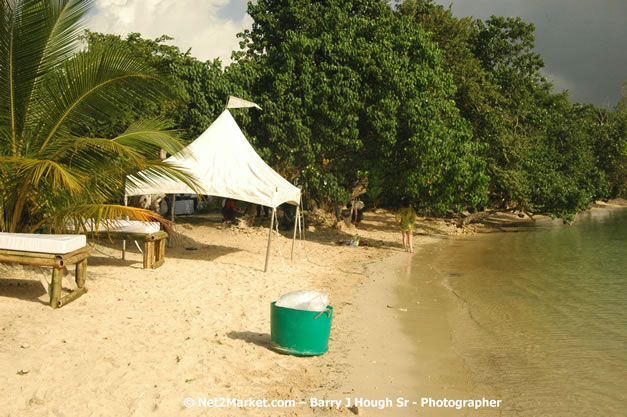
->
[291,204,300,260]
[297,208,302,241]
[168,194,176,248]
[170,194,176,222]
[122,195,127,260]
[264,207,276,272]
[299,202,306,255]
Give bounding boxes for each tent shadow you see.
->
[0,278,48,305]
[227,330,272,350]
[166,208,454,257]
[88,244,243,266]
[173,208,396,253]
[87,229,242,265]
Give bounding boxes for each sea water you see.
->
[407,208,627,416]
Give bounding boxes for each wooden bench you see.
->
[95,230,168,269]
[0,234,90,309]
[70,220,168,269]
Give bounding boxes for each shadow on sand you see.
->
[86,226,243,268]
[0,278,48,306]
[227,330,272,350]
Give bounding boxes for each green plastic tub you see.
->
[270,302,333,356]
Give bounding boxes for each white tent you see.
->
[124,109,302,271]
[125,110,300,207]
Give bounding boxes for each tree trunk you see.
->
[241,203,258,227]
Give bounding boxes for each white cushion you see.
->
[0,233,86,254]
[68,219,161,234]
[96,220,161,234]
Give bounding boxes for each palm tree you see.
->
[0,0,198,233]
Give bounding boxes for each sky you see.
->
[87,0,251,64]
[87,0,626,107]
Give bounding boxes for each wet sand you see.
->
[336,240,498,417]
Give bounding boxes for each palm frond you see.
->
[0,0,91,154]
[0,1,197,233]
[126,160,204,195]
[13,156,85,192]
[47,136,146,163]
[35,43,174,152]
[41,203,171,235]
[37,0,92,72]
[112,119,188,157]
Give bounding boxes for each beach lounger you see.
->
[0,233,90,308]
[71,220,168,269]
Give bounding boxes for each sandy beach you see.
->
[0,209,445,417]
[1,202,624,416]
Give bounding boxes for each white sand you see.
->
[2,209,435,416]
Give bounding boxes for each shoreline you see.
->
[333,250,421,416]
[335,235,483,417]
[336,201,627,416]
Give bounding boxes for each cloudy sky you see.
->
[87,0,626,107]
[87,0,251,64]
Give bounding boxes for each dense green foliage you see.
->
[0,0,197,233]
[236,0,488,211]
[80,0,625,220]
[397,0,625,219]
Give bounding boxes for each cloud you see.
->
[86,0,252,64]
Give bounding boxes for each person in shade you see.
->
[395,200,417,253]
[221,198,242,221]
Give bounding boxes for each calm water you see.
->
[410,208,627,416]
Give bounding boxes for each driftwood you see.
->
[0,253,61,268]
[94,231,167,242]
[49,267,62,307]
[456,208,535,228]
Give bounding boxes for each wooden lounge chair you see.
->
[0,233,90,308]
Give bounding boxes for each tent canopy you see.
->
[125,110,300,208]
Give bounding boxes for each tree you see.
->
[397,1,624,219]
[523,93,608,219]
[235,0,488,212]
[79,31,242,141]
[0,0,197,233]
[398,1,506,209]
[596,91,627,198]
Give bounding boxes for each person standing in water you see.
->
[396,202,417,253]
